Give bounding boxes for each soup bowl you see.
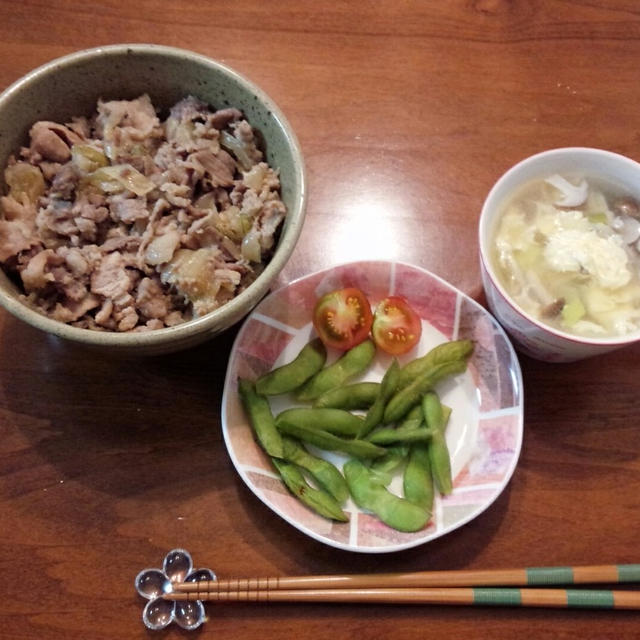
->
[479,147,640,362]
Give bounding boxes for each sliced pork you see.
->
[0,95,286,331]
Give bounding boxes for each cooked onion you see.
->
[88,164,155,196]
[145,229,182,265]
[241,229,262,262]
[5,162,45,203]
[219,130,253,171]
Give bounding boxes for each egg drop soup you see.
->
[491,174,640,338]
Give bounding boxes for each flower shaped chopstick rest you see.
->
[135,549,216,630]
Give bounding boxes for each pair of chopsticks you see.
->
[165,563,640,610]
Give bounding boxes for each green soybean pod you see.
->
[403,444,434,512]
[429,430,453,495]
[369,445,410,475]
[344,459,429,533]
[367,469,393,487]
[422,391,445,433]
[275,407,363,437]
[313,382,381,410]
[383,358,468,424]
[275,420,386,459]
[396,339,474,389]
[421,393,453,494]
[272,458,348,522]
[368,425,436,445]
[398,404,424,430]
[237,378,284,458]
[422,393,453,432]
[358,359,400,438]
[281,436,349,503]
[295,339,376,402]
[441,405,452,428]
[256,338,327,395]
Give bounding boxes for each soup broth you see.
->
[491,174,640,337]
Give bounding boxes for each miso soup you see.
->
[491,174,640,337]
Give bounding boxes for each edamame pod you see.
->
[367,425,436,445]
[403,444,434,512]
[428,430,453,495]
[397,339,474,389]
[295,339,376,402]
[422,393,452,433]
[398,404,424,430]
[313,382,381,410]
[358,359,400,437]
[383,358,468,424]
[275,420,386,459]
[421,392,453,494]
[256,338,327,395]
[344,459,429,532]
[422,391,445,432]
[281,436,349,503]
[441,405,452,428]
[238,379,284,458]
[276,407,363,437]
[369,445,410,475]
[402,396,449,432]
[272,458,348,521]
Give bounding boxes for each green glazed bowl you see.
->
[0,44,306,355]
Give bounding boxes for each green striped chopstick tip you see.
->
[566,589,614,609]
[617,564,640,583]
[526,566,573,585]
[525,563,640,586]
[472,587,619,609]
[472,588,522,606]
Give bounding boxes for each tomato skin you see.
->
[313,287,373,350]
[372,296,422,355]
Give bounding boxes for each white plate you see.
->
[222,260,523,553]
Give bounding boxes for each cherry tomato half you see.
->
[372,296,422,355]
[313,287,373,351]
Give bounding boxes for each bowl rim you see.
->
[0,43,307,347]
[478,146,640,347]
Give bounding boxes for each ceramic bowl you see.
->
[0,44,306,355]
[479,147,640,362]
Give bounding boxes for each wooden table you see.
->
[1,1,639,638]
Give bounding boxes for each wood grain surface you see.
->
[1,1,639,638]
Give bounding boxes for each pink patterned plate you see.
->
[221,261,523,553]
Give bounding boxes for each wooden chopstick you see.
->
[165,565,640,610]
[165,586,640,610]
[172,563,640,593]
